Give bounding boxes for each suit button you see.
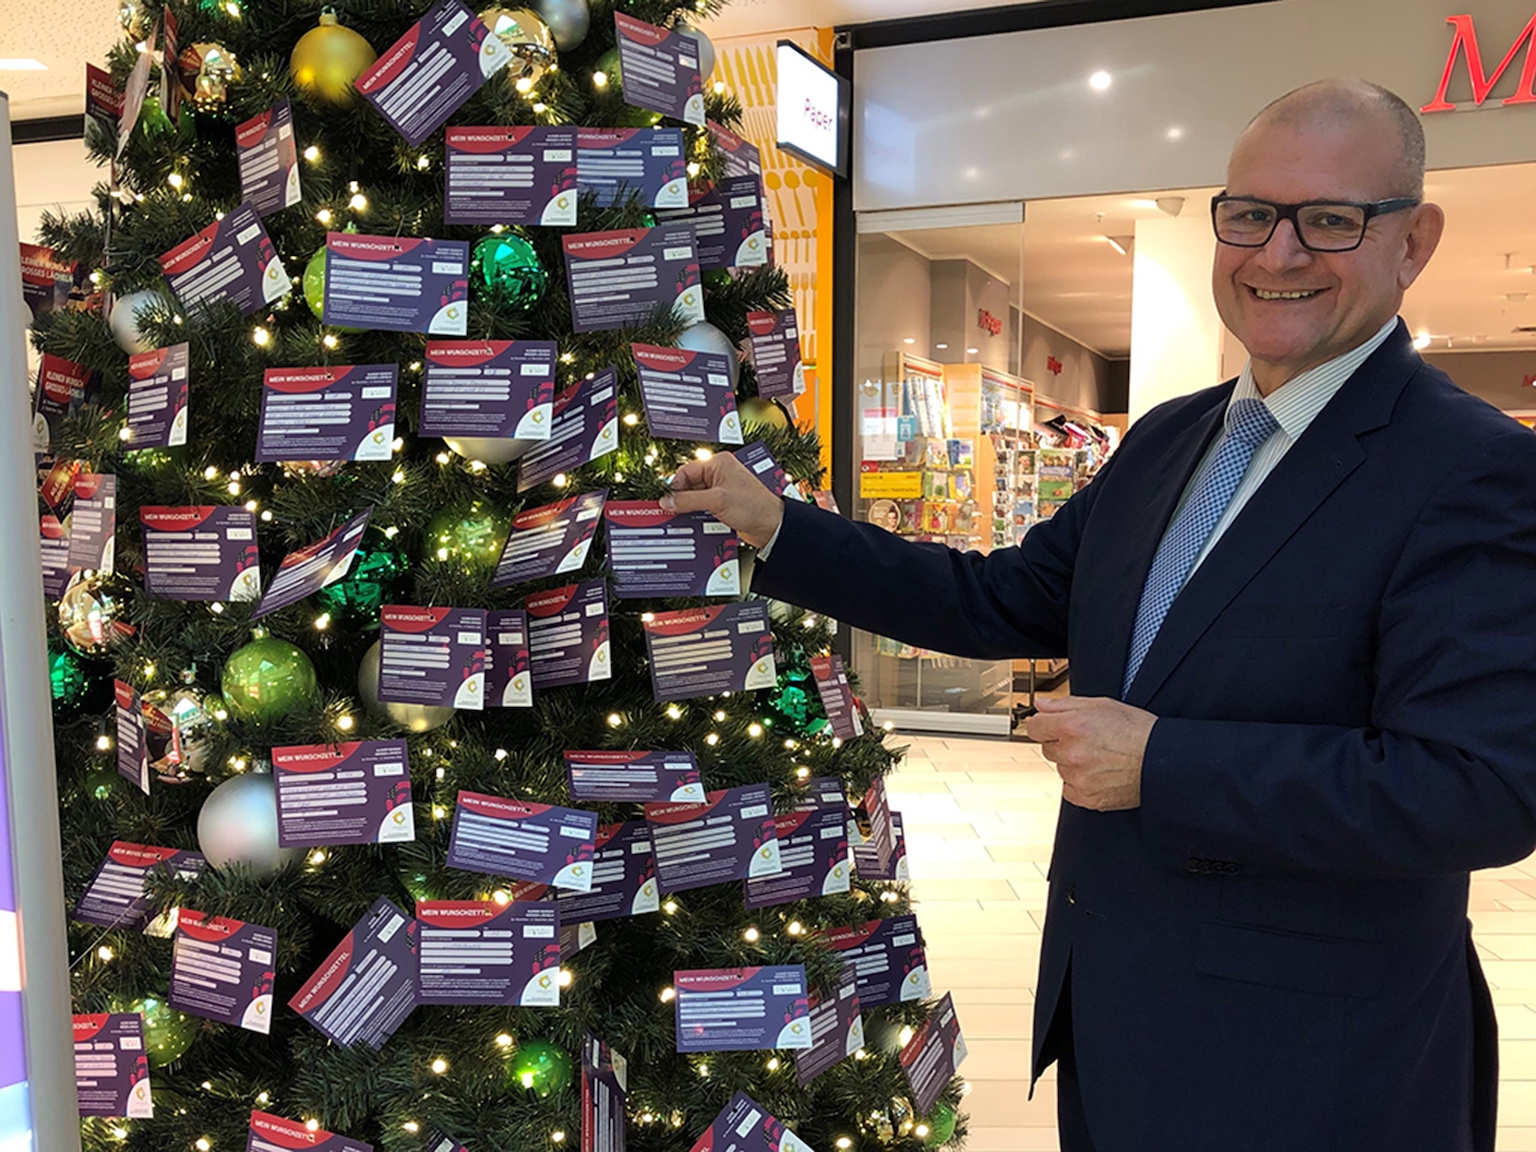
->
[1185,857,1203,874]
[1223,861,1242,874]
[1067,886,1077,904]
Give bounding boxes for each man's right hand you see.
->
[660,453,785,548]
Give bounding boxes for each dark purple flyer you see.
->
[582,1032,628,1152]
[633,343,743,444]
[613,12,704,127]
[322,232,469,335]
[565,750,704,803]
[159,202,292,315]
[288,897,417,1050]
[526,579,612,689]
[746,310,805,400]
[68,473,116,574]
[358,0,513,147]
[421,339,558,441]
[899,992,968,1115]
[576,127,688,209]
[645,784,781,893]
[674,965,812,1052]
[857,776,896,879]
[32,352,93,463]
[487,608,533,708]
[853,811,910,882]
[811,655,865,741]
[562,226,705,334]
[518,370,620,493]
[170,911,278,1033]
[445,126,577,226]
[379,606,487,710]
[493,489,607,587]
[140,506,261,603]
[126,343,189,450]
[447,792,600,891]
[272,740,414,847]
[822,914,931,1008]
[73,842,207,934]
[690,1092,814,1152]
[426,1133,468,1152]
[416,899,561,1006]
[114,680,149,795]
[41,514,71,598]
[73,1014,153,1118]
[20,243,73,321]
[248,1111,374,1152]
[556,820,660,924]
[257,365,399,463]
[734,441,790,496]
[604,502,739,600]
[708,121,762,178]
[796,966,864,1087]
[236,101,301,219]
[253,507,372,620]
[654,175,768,270]
[744,803,851,909]
[641,602,778,703]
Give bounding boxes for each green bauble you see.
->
[768,656,827,735]
[83,759,117,801]
[48,643,89,718]
[470,234,548,310]
[594,47,621,88]
[427,500,511,570]
[129,997,198,1067]
[315,526,409,628]
[220,633,320,726]
[302,245,328,319]
[507,1039,573,1098]
[921,1101,958,1145]
[138,94,175,137]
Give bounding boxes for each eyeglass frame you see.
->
[1209,193,1422,253]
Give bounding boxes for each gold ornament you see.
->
[180,42,241,109]
[58,572,135,657]
[118,0,150,40]
[480,7,557,92]
[739,396,791,431]
[290,9,378,108]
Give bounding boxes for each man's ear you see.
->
[1399,202,1445,292]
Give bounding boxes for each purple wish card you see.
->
[114,680,149,795]
[20,244,73,322]
[899,992,968,1115]
[170,911,278,1034]
[576,127,688,209]
[582,1032,628,1152]
[426,1134,469,1152]
[654,175,768,270]
[420,339,557,441]
[645,784,781,894]
[744,802,851,910]
[252,506,372,620]
[518,369,620,493]
[235,101,301,219]
[642,602,777,703]
[562,226,704,334]
[525,579,612,689]
[493,489,607,587]
[322,232,469,335]
[445,126,578,226]
[796,965,864,1087]
[822,914,931,1008]
[632,343,743,444]
[853,810,910,882]
[73,841,207,936]
[140,506,261,603]
[40,515,71,598]
[248,1112,373,1152]
[416,899,561,1006]
[272,740,414,848]
[447,791,599,891]
[256,365,398,464]
[857,776,896,878]
[565,750,704,804]
[604,502,740,599]
[125,343,188,449]
[811,654,865,741]
[288,897,418,1051]
[68,473,116,574]
[379,606,487,710]
[690,1092,815,1152]
[674,966,812,1052]
[734,440,791,496]
[32,352,93,463]
[486,608,533,708]
[708,121,763,178]
[159,202,292,315]
[556,820,660,924]
[73,1014,153,1118]
[746,310,805,400]
[613,12,704,126]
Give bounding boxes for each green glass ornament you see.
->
[427,500,511,570]
[769,656,827,735]
[302,245,328,319]
[48,643,88,718]
[920,1101,958,1145]
[129,996,198,1067]
[507,1039,573,1098]
[137,94,175,137]
[83,759,117,801]
[470,234,549,310]
[220,632,320,726]
[315,526,409,628]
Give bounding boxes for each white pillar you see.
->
[1128,216,1226,423]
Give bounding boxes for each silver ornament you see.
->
[535,0,589,50]
[677,22,715,84]
[444,436,539,465]
[358,639,454,733]
[197,773,301,876]
[143,685,214,777]
[108,289,171,353]
[675,321,741,390]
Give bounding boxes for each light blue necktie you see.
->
[1122,397,1280,695]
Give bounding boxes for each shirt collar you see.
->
[1230,317,1400,440]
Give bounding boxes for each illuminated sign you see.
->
[1422,12,1536,111]
[775,41,850,177]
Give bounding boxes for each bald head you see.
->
[1242,79,1426,200]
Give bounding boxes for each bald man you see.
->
[665,81,1536,1151]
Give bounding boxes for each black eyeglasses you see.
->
[1210,194,1421,252]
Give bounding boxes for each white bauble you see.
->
[197,773,301,876]
[358,639,454,733]
[535,0,589,50]
[676,321,740,390]
[444,436,539,465]
[677,22,716,83]
[108,290,171,353]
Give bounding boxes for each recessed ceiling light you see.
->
[1413,331,1432,350]
[0,58,46,71]
[1166,126,1185,141]
[902,337,916,345]
[966,347,980,355]
[1089,71,1113,92]
[934,343,949,349]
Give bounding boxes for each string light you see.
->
[606,713,623,727]
[204,466,220,480]
[97,945,114,961]
[742,926,759,942]
[714,710,727,721]
[349,192,368,211]
[196,1138,212,1151]
[316,208,333,225]
[303,144,320,162]
[495,1032,514,1048]
[308,850,327,866]
[714,80,726,94]
[118,426,133,442]
[914,1123,931,1138]
[551,1132,566,1144]
[663,900,678,915]
[695,448,713,461]
[322,334,339,349]
[787,920,804,936]
[334,714,354,732]
[167,172,184,189]
[592,70,609,88]
[416,154,431,170]
[402,1121,420,1134]
[492,889,510,905]
[665,704,682,719]
[553,473,569,487]
[558,968,573,987]
[748,723,763,737]
[304,1121,320,1133]
[430,1058,448,1074]
[314,613,332,631]
[435,452,451,465]
[766,1056,780,1071]
[251,327,271,347]
[835,1139,852,1150]
[705,733,719,746]
[622,413,639,426]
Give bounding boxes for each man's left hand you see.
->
[1026,696,1157,811]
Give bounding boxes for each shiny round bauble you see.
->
[137,94,175,137]
[197,771,301,876]
[444,436,539,465]
[739,395,791,431]
[58,572,135,657]
[141,685,214,775]
[536,0,589,50]
[290,9,377,108]
[314,526,409,629]
[470,233,549,310]
[920,1101,958,1145]
[675,321,740,390]
[676,21,716,83]
[426,499,511,569]
[83,759,118,801]
[108,288,172,353]
[358,639,454,734]
[481,7,557,91]
[506,1039,574,1098]
[180,42,241,108]
[48,643,94,719]
[118,0,150,39]
[127,997,198,1067]
[302,244,328,319]
[280,459,347,479]
[220,634,320,727]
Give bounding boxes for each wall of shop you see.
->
[1018,311,1126,415]
[1425,351,1536,412]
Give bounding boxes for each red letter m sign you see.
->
[1422,13,1536,111]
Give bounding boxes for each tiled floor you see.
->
[886,732,1536,1152]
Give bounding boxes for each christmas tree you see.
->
[34,1,964,1149]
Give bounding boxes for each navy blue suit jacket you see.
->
[754,322,1536,1152]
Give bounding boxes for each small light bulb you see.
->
[532,102,547,114]
[417,154,431,170]
[349,193,368,211]
[322,333,339,349]
[252,326,271,346]
[767,1056,780,1070]
[315,208,333,224]
[433,805,446,820]
[515,76,534,94]
[836,1139,852,1150]
[260,510,273,522]
[402,1121,420,1134]
[695,447,713,461]
[607,712,623,727]
[687,162,701,178]
[553,473,568,487]
[743,926,759,942]
[392,470,406,484]
[97,945,114,961]
[436,452,451,464]
[558,968,573,987]
[431,1058,448,1074]
[593,70,609,88]
[118,426,133,441]
[496,1032,514,1048]
[304,145,320,162]
[663,900,678,915]
[552,1132,566,1144]
[226,478,242,494]
[705,733,719,746]
[788,920,804,935]
[697,1063,710,1077]
[305,1121,320,1133]
[665,704,682,719]
[244,499,258,512]
[915,1123,931,1138]
[334,714,354,732]
[623,412,639,426]
[714,80,726,94]
[167,172,184,189]
[796,766,810,779]
[196,1139,212,1151]
[204,465,220,480]
[492,889,510,905]
[748,723,763,737]
[308,850,327,865]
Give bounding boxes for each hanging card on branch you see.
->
[796,966,863,1086]
[288,898,418,1050]
[822,914,931,1008]
[446,791,599,890]
[378,606,487,710]
[322,233,469,335]
[565,750,704,804]
[525,579,612,688]
[73,842,207,935]
[642,602,776,703]
[674,966,812,1052]
[613,13,705,126]
[444,126,578,226]
[555,820,661,924]
[576,127,687,209]
[492,489,607,587]
[746,309,805,399]
[252,507,372,619]
[272,740,414,847]
[416,900,561,1006]
[517,370,619,492]
[646,784,781,893]
[140,506,260,603]
[170,911,277,1033]
[32,352,93,462]
[248,1111,374,1152]
[582,1033,628,1152]
[235,101,301,218]
[113,680,148,795]
[632,343,743,444]
[654,175,767,269]
[603,502,739,599]
[40,515,71,598]
[734,441,790,496]
[420,339,557,441]
[744,800,851,909]
[68,473,116,574]
[562,226,703,333]
[73,1014,153,1118]
[899,992,968,1115]
[159,203,291,315]
[256,365,399,463]
[486,608,533,707]
[690,1093,815,1152]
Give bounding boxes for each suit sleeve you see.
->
[1140,425,1536,878]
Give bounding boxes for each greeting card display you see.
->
[743,800,851,909]
[420,339,557,441]
[582,1033,628,1152]
[576,127,687,209]
[236,101,301,218]
[74,842,207,934]
[613,12,704,126]
[562,226,704,334]
[252,507,371,619]
[493,489,607,587]
[811,654,865,741]
[486,608,533,707]
[446,791,599,890]
[68,473,116,574]
[518,369,620,492]
[654,175,767,269]
[160,202,291,314]
[256,365,399,463]
[273,740,414,847]
[141,506,261,603]
[445,126,577,226]
[170,911,277,1033]
[289,898,418,1050]
[603,502,739,599]
[642,602,777,703]
[73,1014,153,1118]
[114,680,148,795]
[565,750,704,804]
[899,992,968,1114]
[822,914,930,1008]
[632,342,742,444]
[248,1111,373,1152]
[322,232,469,335]
[40,456,81,513]
[746,310,805,399]
[525,579,611,689]
[417,899,561,1005]
[689,1093,814,1152]
[378,606,487,710]
[556,820,660,924]
[796,966,863,1086]
[646,784,781,893]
